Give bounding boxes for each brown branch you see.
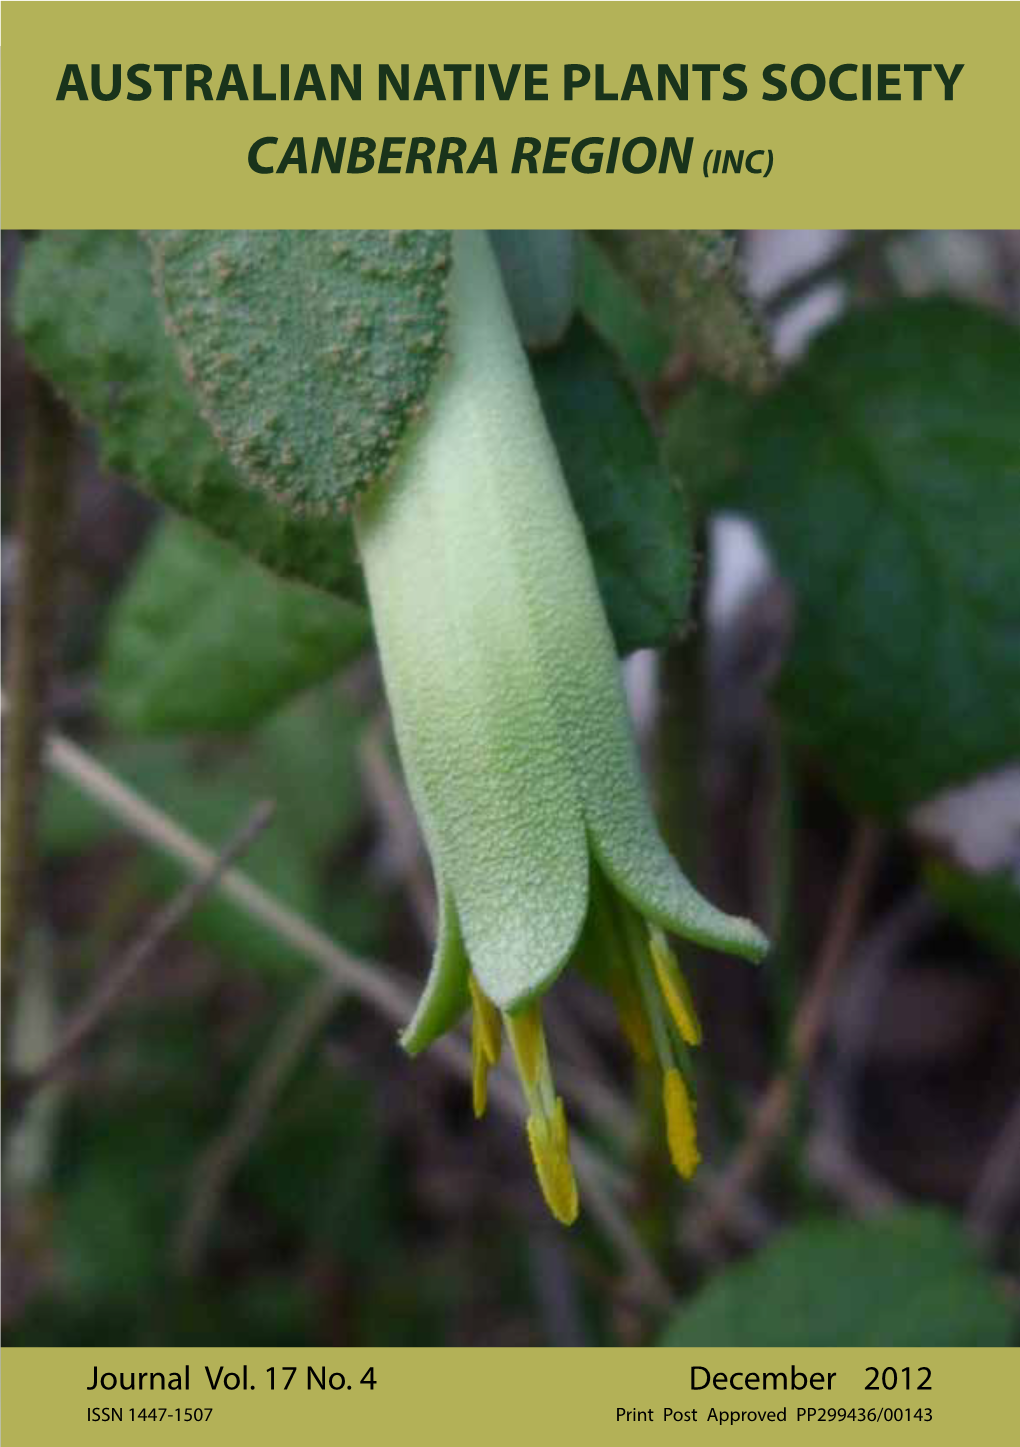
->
[1,374,74,1022]
[690,823,883,1242]
[809,892,935,1216]
[762,232,902,317]
[19,800,276,1096]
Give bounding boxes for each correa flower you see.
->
[355,231,768,1223]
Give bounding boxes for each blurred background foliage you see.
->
[2,228,1018,1347]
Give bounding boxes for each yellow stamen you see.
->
[609,976,655,1063]
[526,1098,579,1225]
[663,1067,701,1180]
[469,974,502,1065]
[470,1021,490,1118]
[505,1002,545,1090]
[650,930,703,1047]
[504,1003,577,1222]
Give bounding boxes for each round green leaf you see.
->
[14,230,363,601]
[151,230,452,514]
[728,300,1020,816]
[660,1211,1013,1347]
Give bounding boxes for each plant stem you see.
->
[1,374,74,1037]
[967,1090,1020,1250]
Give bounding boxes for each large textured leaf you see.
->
[14,230,362,600]
[534,319,691,654]
[726,300,1020,817]
[660,1212,1013,1347]
[102,517,369,733]
[151,230,452,514]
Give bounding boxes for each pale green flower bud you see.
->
[355,232,767,1222]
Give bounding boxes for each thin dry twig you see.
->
[805,1132,903,1217]
[176,975,343,1274]
[690,823,883,1242]
[967,1090,1020,1248]
[762,231,901,317]
[808,892,935,1217]
[41,726,417,1022]
[22,801,277,1096]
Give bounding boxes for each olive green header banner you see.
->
[2,1,1018,226]
[4,1347,1020,1442]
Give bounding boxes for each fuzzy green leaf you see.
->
[593,231,771,389]
[534,319,691,654]
[578,236,672,384]
[660,1212,1013,1347]
[150,229,452,514]
[726,300,1020,816]
[101,517,370,733]
[14,231,363,600]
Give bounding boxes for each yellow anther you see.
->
[526,1098,579,1226]
[650,930,703,1047]
[469,974,502,1066]
[505,1002,546,1091]
[663,1067,701,1180]
[609,977,655,1064]
[550,1095,571,1155]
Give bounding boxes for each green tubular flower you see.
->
[355,231,768,1224]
